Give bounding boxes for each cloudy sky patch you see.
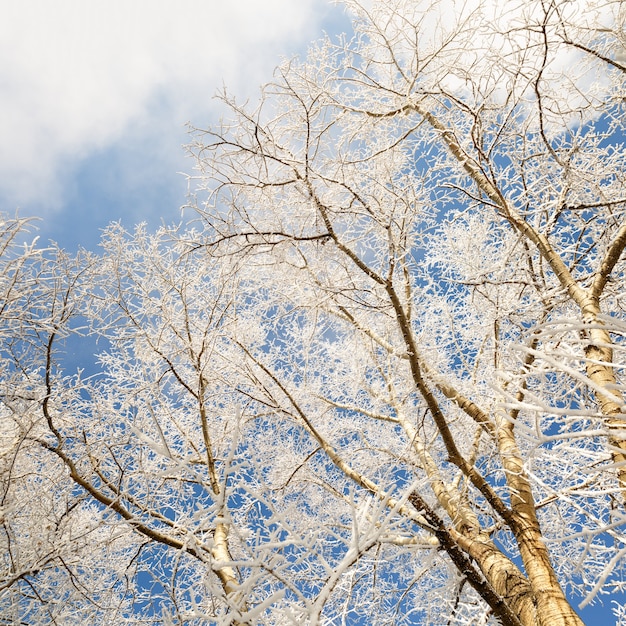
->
[0,1,344,246]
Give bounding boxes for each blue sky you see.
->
[0,0,350,251]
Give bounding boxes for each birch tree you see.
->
[4,0,626,624]
[183,0,626,623]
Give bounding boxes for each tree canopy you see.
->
[2,1,626,624]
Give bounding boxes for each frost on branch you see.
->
[4,1,626,624]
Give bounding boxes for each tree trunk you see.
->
[212,522,247,623]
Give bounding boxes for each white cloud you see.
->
[0,0,337,212]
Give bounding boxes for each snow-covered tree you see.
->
[4,1,626,624]
[0,218,140,623]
